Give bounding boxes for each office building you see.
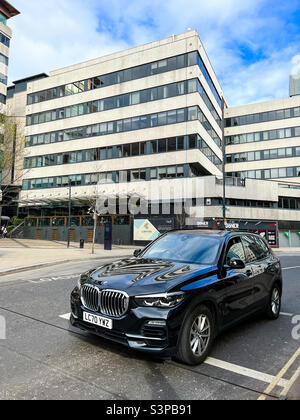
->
[0,0,19,105]
[6,30,300,247]
[0,0,20,216]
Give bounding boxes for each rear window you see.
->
[242,235,269,262]
[252,235,270,259]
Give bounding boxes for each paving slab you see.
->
[285,364,300,400]
[0,238,135,275]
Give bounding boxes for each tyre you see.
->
[176,304,215,365]
[266,283,281,320]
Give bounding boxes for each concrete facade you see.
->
[0,1,20,206]
[4,29,300,247]
[290,74,300,97]
[20,30,224,202]
[0,0,20,105]
[225,96,300,184]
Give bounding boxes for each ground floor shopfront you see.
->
[19,212,300,248]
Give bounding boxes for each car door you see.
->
[250,234,277,309]
[241,234,269,310]
[220,235,255,326]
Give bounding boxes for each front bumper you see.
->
[70,287,186,357]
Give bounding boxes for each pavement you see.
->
[276,248,300,253]
[0,238,135,276]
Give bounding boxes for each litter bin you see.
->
[79,239,84,249]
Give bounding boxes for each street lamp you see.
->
[221,97,226,229]
[67,179,71,248]
[87,204,98,255]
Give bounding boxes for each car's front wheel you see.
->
[176,304,215,365]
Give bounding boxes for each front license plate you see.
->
[83,311,112,330]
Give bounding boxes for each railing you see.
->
[24,215,130,228]
[8,221,25,239]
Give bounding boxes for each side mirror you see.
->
[133,249,142,257]
[228,257,245,270]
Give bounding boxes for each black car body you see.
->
[70,230,282,365]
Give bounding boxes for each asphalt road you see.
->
[0,253,299,400]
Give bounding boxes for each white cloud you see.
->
[6,0,300,106]
[291,55,300,75]
[8,0,130,83]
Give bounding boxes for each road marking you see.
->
[28,274,80,284]
[282,266,300,270]
[279,365,300,399]
[258,346,300,400]
[59,313,71,320]
[280,312,294,317]
[204,357,288,388]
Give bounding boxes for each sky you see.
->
[6,0,300,106]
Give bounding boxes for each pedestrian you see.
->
[2,226,7,238]
[1,225,4,239]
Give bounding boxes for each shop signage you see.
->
[134,219,161,241]
[224,222,239,229]
[196,220,209,227]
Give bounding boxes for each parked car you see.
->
[70,230,282,365]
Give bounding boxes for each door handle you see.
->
[246,269,252,277]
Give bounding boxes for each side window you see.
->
[253,235,270,259]
[225,237,246,265]
[241,235,263,262]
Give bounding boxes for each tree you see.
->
[87,200,98,255]
[0,110,27,223]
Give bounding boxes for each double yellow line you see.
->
[258,346,300,400]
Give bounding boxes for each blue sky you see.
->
[7,0,300,106]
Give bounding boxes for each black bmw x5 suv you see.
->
[70,230,282,365]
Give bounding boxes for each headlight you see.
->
[135,292,185,308]
[77,270,93,290]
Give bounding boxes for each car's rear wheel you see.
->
[266,283,281,320]
[176,304,215,365]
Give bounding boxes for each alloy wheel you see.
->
[189,314,211,356]
[271,288,280,315]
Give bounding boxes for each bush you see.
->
[6,225,14,233]
[12,217,23,227]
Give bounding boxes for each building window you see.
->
[0,53,8,66]
[0,13,7,24]
[0,33,10,47]
[226,105,300,127]
[27,78,210,127]
[26,105,221,149]
[0,72,7,85]
[188,106,198,121]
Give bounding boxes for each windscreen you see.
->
[141,233,220,265]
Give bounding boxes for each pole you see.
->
[92,212,97,255]
[67,179,71,248]
[221,97,226,229]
